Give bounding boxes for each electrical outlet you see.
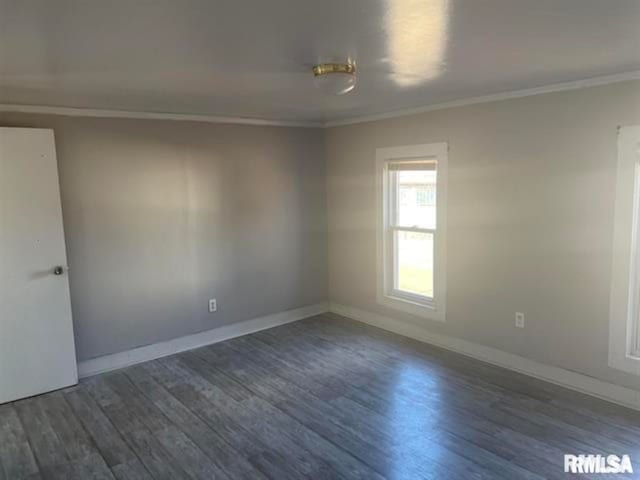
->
[208,299,217,313]
[515,312,525,328]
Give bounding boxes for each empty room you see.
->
[1,0,640,478]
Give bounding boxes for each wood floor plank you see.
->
[110,460,154,480]
[192,344,490,479]
[163,354,356,479]
[196,334,549,480]
[37,392,115,480]
[299,316,640,452]
[0,404,39,479]
[124,363,268,480]
[13,397,77,480]
[63,388,152,480]
[2,314,640,479]
[179,351,385,480]
[107,370,231,480]
[150,358,307,480]
[83,376,192,480]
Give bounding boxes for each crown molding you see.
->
[324,70,640,128]
[0,104,322,128]
[1,70,638,129]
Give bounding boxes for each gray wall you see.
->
[326,80,640,391]
[3,80,639,393]
[0,114,327,361]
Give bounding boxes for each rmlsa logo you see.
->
[564,454,633,474]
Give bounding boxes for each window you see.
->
[609,125,640,375]
[376,143,447,321]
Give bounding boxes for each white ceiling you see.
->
[1,0,639,124]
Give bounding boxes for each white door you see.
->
[0,127,78,404]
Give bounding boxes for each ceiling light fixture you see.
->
[312,63,356,95]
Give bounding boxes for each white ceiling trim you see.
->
[324,70,640,128]
[0,104,322,128]
[1,70,638,129]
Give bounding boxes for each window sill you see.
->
[377,293,445,322]
[608,351,640,376]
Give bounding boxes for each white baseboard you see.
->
[78,302,329,378]
[329,302,640,412]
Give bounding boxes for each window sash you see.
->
[389,225,435,234]
[385,164,436,303]
[386,227,436,302]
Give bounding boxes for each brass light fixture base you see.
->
[312,63,356,76]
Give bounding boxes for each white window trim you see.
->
[609,125,640,376]
[376,143,448,322]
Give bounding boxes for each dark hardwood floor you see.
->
[1,313,639,479]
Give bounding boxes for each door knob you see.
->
[53,266,65,275]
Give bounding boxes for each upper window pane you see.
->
[393,168,437,229]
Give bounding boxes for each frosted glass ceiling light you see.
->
[312,63,356,95]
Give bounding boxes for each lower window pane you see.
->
[395,230,434,298]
